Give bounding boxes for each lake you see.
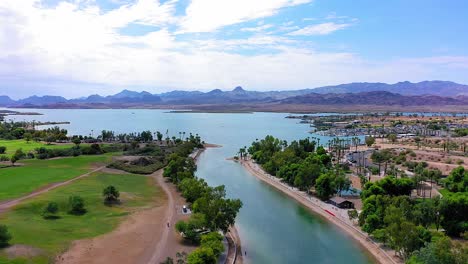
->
[8,109,373,264]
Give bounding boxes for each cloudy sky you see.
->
[1,0,468,99]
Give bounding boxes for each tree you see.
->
[24,132,32,143]
[384,206,430,259]
[408,236,468,264]
[42,202,59,219]
[192,189,243,233]
[72,138,81,147]
[156,131,163,141]
[445,166,467,193]
[10,154,18,166]
[200,232,224,257]
[0,225,12,248]
[315,173,336,200]
[365,136,375,147]
[348,209,359,223]
[334,172,351,196]
[140,130,153,142]
[0,146,5,154]
[178,178,208,203]
[187,247,216,264]
[103,185,120,204]
[387,134,397,144]
[11,148,25,166]
[440,192,468,237]
[176,213,207,243]
[68,195,86,215]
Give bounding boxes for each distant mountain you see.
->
[0,96,14,106]
[17,95,67,105]
[2,80,468,108]
[70,90,161,104]
[310,81,468,97]
[279,91,468,106]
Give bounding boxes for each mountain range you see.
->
[1,81,468,110]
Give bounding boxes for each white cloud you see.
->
[178,0,312,33]
[288,22,351,36]
[240,24,273,32]
[1,0,468,99]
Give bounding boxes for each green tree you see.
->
[42,202,59,219]
[156,131,163,141]
[176,213,207,243]
[348,209,358,222]
[72,138,81,147]
[365,136,375,147]
[68,195,86,215]
[187,247,216,264]
[0,146,6,154]
[0,225,12,248]
[408,236,468,264]
[440,192,468,237]
[315,172,336,200]
[192,189,242,233]
[24,132,32,143]
[10,154,18,166]
[200,232,224,257]
[387,134,397,144]
[103,185,120,204]
[384,206,430,259]
[445,166,467,193]
[178,178,208,204]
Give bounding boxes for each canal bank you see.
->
[237,157,401,264]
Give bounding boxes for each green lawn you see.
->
[0,172,161,263]
[0,154,116,202]
[0,140,73,156]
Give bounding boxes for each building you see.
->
[328,197,355,209]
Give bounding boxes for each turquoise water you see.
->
[8,109,372,264]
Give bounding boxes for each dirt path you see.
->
[56,169,169,264]
[143,171,176,263]
[58,167,197,264]
[239,158,402,264]
[0,166,106,214]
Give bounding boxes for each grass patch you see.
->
[0,172,160,262]
[0,154,116,202]
[0,140,72,156]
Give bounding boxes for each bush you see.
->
[81,144,103,155]
[68,196,86,215]
[0,224,12,248]
[0,155,9,162]
[0,146,6,154]
[103,185,120,204]
[42,202,59,219]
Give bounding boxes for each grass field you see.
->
[0,172,161,264]
[0,140,73,156]
[0,154,116,202]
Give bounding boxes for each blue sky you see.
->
[1,0,467,98]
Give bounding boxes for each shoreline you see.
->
[237,158,401,264]
[192,145,244,264]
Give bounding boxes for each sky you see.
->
[1,0,468,99]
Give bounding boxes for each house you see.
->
[328,197,355,209]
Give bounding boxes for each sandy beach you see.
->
[238,158,402,264]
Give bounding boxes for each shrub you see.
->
[0,146,6,154]
[0,155,9,162]
[42,202,59,219]
[103,185,120,204]
[68,196,86,215]
[0,225,12,248]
